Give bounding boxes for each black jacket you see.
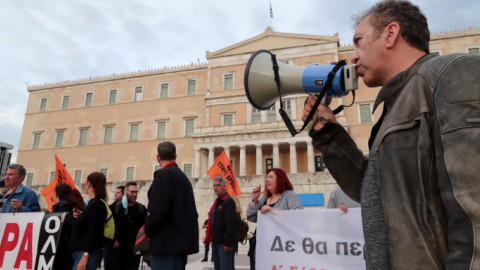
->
[70,197,107,253]
[111,201,147,249]
[52,200,74,270]
[211,193,240,248]
[145,163,199,255]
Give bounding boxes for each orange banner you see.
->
[40,155,76,211]
[207,151,242,196]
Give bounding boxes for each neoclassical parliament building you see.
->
[17,26,480,210]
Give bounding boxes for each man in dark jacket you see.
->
[303,0,480,269]
[145,141,199,270]
[109,181,147,270]
[206,176,239,270]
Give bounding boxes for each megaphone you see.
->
[244,49,358,110]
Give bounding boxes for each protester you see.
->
[113,185,124,204]
[326,187,360,213]
[51,184,76,270]
[109,181,147,270]
[0,164,40,213]
[145,141,199,270]
[201,218,213,262]
[104,184,125,270]
[70,172,109,270]
[246,168,303,270]
[205,176,240,270]
[303,0,480,268]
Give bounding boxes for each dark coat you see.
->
[51,200,74,270]
[145,163,199,255]
[211,194,240,248]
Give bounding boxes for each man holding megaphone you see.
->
[303,1,480,269]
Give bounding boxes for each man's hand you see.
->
[113,240,120,248]
[302,95,337,131]
[72,207,82,218]
[224,246,231,252]
[10,199,22,212]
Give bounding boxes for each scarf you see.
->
[204,192,229,244]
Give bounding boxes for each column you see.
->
[273,143,280,168]
[256,144,263,175]
[224,146,230,158]
[194,147,201,178]
[208,147,215,168]
[240,145,246,176]
[289,142,297,173]
[307,142,315,173]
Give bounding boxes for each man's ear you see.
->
[157,155,161,163]
[384,22,401,49]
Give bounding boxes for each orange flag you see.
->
[40,155,76,211]
[207,150,242,196]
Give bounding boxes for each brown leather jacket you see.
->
[310,53,480,269]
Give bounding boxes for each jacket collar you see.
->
[372,54,436,113]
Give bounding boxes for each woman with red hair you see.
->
[246,168,303,269]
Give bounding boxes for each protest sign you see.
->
[207,150,241,195]
[0,212,64,270]
[256,208,365,270]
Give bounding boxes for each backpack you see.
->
[133,225,151,266]
[238,219,249,245]
[100,199,115,244]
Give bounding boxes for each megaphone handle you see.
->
[305,94,332,131]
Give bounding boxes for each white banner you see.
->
[0,212,64,270]
[256,208,365,270]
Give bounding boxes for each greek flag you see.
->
[270,2,273,18]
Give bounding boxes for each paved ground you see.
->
[133,242,251,270]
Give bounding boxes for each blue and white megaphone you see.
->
[244,49,358,110]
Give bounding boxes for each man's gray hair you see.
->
[8,164,26,176]
[157,141,176,160]
[213,176,227,187]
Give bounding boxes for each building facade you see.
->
[17,27,480,213]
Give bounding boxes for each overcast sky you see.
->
[1,0,479,162]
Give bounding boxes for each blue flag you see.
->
[270,2,273,18]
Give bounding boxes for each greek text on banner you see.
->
[256,208,365,270]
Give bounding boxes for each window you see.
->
[126,167,135,181]
[160,83,169,98]
[154,165,161,172]
[183,164,193,178]
[26,173,34,186]
[61,95,70,110]
[223,114,233,125]
[130,124,139,141]
[359,104,373,124]
[49,171,56,183]
[100,168,109,180]
[32,133,41,149]
[55,130,65,147]
[74,170,83,185]
[282,100,292,118]
[104,126,114,144]
[85,92,93,107]
[109,89,117,104]
[185,119,195,137]
[79,129,89,146]
[39,98,48,112]
[265,158,273,173]
[267,103,276,121]
[134,86,143,101]
[468,47,480,56]
[252,107,261,123]
[314,155,325,172]
[157,121,167,139]
[224,74,233,90]
[187,80,196,95]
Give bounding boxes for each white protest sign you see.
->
[256,208,365,270]
[0,212,64,270]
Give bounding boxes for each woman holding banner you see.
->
[246,168,303,270]
[70,172,108,270]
